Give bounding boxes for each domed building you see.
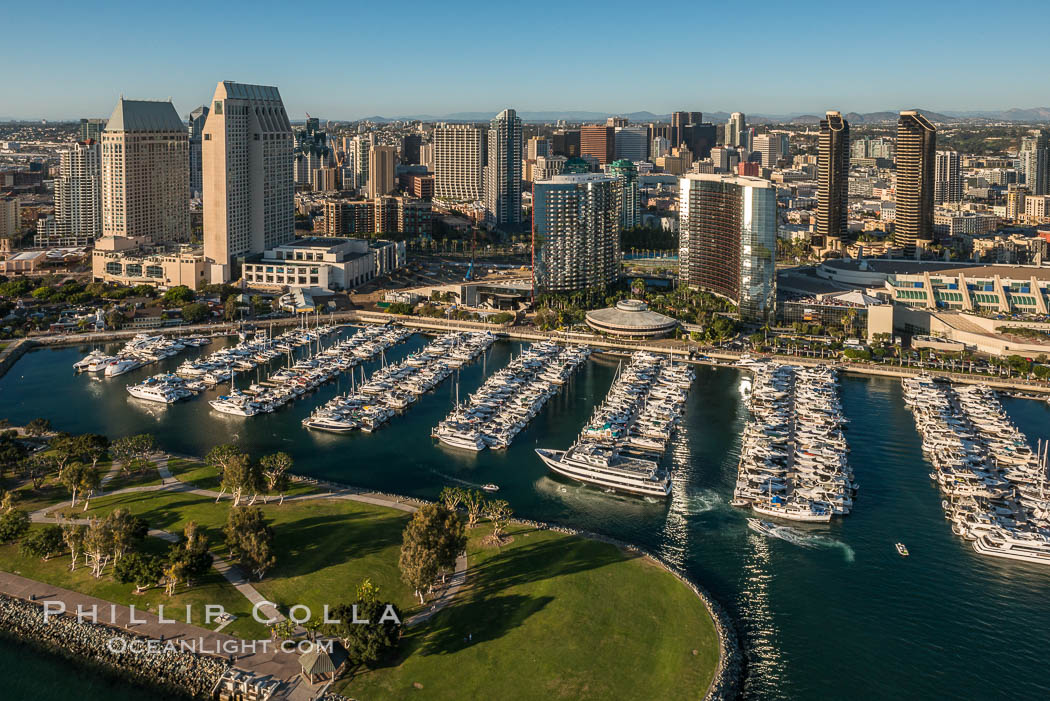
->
[585,299,678,339]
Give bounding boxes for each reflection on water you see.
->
[2,346,1050,699]
[738,535,783,698]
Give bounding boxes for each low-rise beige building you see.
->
[91,236,206,289]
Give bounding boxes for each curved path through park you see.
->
[29,453,467,628]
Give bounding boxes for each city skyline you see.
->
[5,0,1050,121]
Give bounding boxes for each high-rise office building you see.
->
[433,124,483,201]
[651,136,670,159]
[678,173,776,322]
[726,113,746,148]
[671,111,703,148]
[351,135,372,191]
[188,105,209,199]
[202,81,294,283]
[551,129,580,158]
[0,196,19,238]
[614,126,648,162]
[294,119,330,186]
[533,155,567,182]
[751,134,781,168]
[526,136,549,161]
[816,111,850,243]
[50,140,102,246]
[710,146,739,172]
[893,111,937,255]
[79,118,106,143]
[367,145,397,199]
[401,133,422,165]
[682,123,718,159]
[609,159,640,230]
[580,125,615,166]
[1021,131,1049,196]
[1005,184,1027,220]
[484,108,523,227]
[934,150,962,204]
[532,173,621,293]
[101,98,189,243]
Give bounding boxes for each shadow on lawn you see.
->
[266,512,405,578]
[464,529,636,600]
[414,593,554,657]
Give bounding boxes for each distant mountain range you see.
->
[4,107,1049,125]
[350,108,1050,125]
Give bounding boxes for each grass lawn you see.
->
[252,498,416,620]
[0,526,268,639]
[340,524,720,701]
[102,468,163,492]
[10,480,69,514]
[36,486,417,635]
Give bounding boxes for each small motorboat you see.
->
[895,542,909,557]
[482,483,499,493]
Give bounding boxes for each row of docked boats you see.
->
[536,351,694,498]
[903,375,1050,565]
[732,362,854,522]
[433,341,590,452]
[302,331,495,433]
[73,334,211,377]
[210,325,412,417]
[175,326,338,386]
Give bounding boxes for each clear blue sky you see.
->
[7,0,1049,120]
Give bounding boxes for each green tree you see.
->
[58,462,99,509]
[62,523,86,571]
[162,285,195,307]
[398,504,447,604]
[259,452,292,504]
[80,434,110,471]
[0,508,30,543]
[485,499,512,542]
[168,521,213,587]
[110,434,155,474]
[439,486,465,512]
[326,579,403,668]
[181,302,209,324]
[463,489,486,528]
[224,506,275,580]
[106,508,148,563]
[24,418,52,436]
[115,551,163,593]
[224,296,239,321]
[21,524,64,560]
[23,453,57,489]
[208,445,258,506]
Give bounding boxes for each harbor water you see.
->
[1,331,1049,699]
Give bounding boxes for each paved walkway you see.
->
[14,453,475,698]
[0,570,302,680]
[27,453,468,632]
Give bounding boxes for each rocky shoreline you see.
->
[0,593,230,700]
[287,473,744,700]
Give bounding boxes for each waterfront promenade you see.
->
[13,309,1050,396]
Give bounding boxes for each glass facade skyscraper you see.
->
[532,173,621,293]
[678,174,776,322]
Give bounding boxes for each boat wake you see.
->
[675,490,724,516]
[758,524,855,562]
[430,470,487,490]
